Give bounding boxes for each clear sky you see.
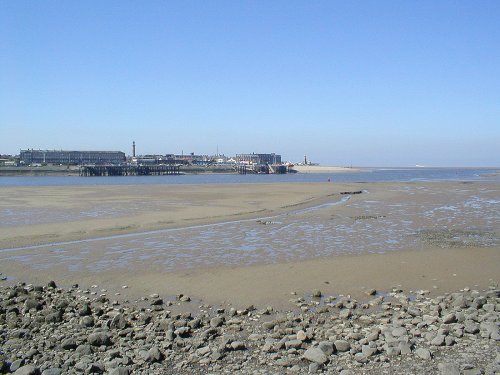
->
[1,1,499,166]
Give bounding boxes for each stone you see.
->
[41,369,63,375]
[210,317,224,328]
[110,314,128,329]
[262,321,276,330]
[392,327,407,337]
[107,369,131,375]
[79,303,92,316]
[354,352,369,363]
[334,339,351,352]
[196,346,211,356]
[462,369,483,375]
[285,340,303,349]
[308,362,321,373]
[10,360,25,372]
[407,306,422,317]
[464,322,480,334]
[297,330,307,341]
[303,347,328,364]
[361,345,378,357]
[415,348,432,360]
[339,309,352,319]
[88,332,112,347]
[86,363,104,373]
[81,316,94,327]
[399,342,412,355]
[48,280,57,288]
[61,338,77,350]
[75,344,93,355]
[150,298,163,306]
[144,346,163,363]
[312,290,322,298]
[438,362,460,375]
[445,336,455,346]
[430,334,446,346]
[318,341,335,356]
[230,341,246,350]
[14,365,39,375]
[45,311,63,324]
[442,313,457,324]
[24,299,42,311]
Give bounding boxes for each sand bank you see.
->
[0,182,352,249]
[293,165,359,173]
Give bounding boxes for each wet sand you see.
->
[0,181,498,309]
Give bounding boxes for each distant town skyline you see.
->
[1,1,499,167]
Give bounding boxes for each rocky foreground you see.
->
[0,280,499,375]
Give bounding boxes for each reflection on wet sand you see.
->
[2,183,498,275]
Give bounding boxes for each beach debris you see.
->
[352,215,386,220]
[312,289,322,298]
[256,219,279,225]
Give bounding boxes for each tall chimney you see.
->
[133,141,136,157]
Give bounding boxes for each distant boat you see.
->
[415,164,425,168]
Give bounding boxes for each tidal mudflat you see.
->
[0,181,499,374]
[0,181,498,307]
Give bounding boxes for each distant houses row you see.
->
[2,149,283,167]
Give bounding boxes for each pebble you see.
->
[0,281,497,374]
[303,347,328,364]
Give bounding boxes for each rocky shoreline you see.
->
[1,280,498,375]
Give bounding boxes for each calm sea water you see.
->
[0,167,499,187]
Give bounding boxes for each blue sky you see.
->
[1,1,499,166]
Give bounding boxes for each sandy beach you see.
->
[293,165,359,173]
[0,181,498,310]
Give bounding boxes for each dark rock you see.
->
[230,341,246,350]
[45,310,63,324]
[47,281,57,289]
[86,362,105,374]
[24,299,42,311]
[61,338,78,350]
[141,346,163,363]
[79,303,92,316]
[110,314,128,330]
[88,332,113,347]
[75,344,93,355]
[318,341,335,355]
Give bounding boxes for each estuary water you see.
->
[1,167,499,187]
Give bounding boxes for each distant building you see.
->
[235,153,281,165]
[20,149,126,165]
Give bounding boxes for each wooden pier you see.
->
[79,165,181,177]
[237,164,292,175]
